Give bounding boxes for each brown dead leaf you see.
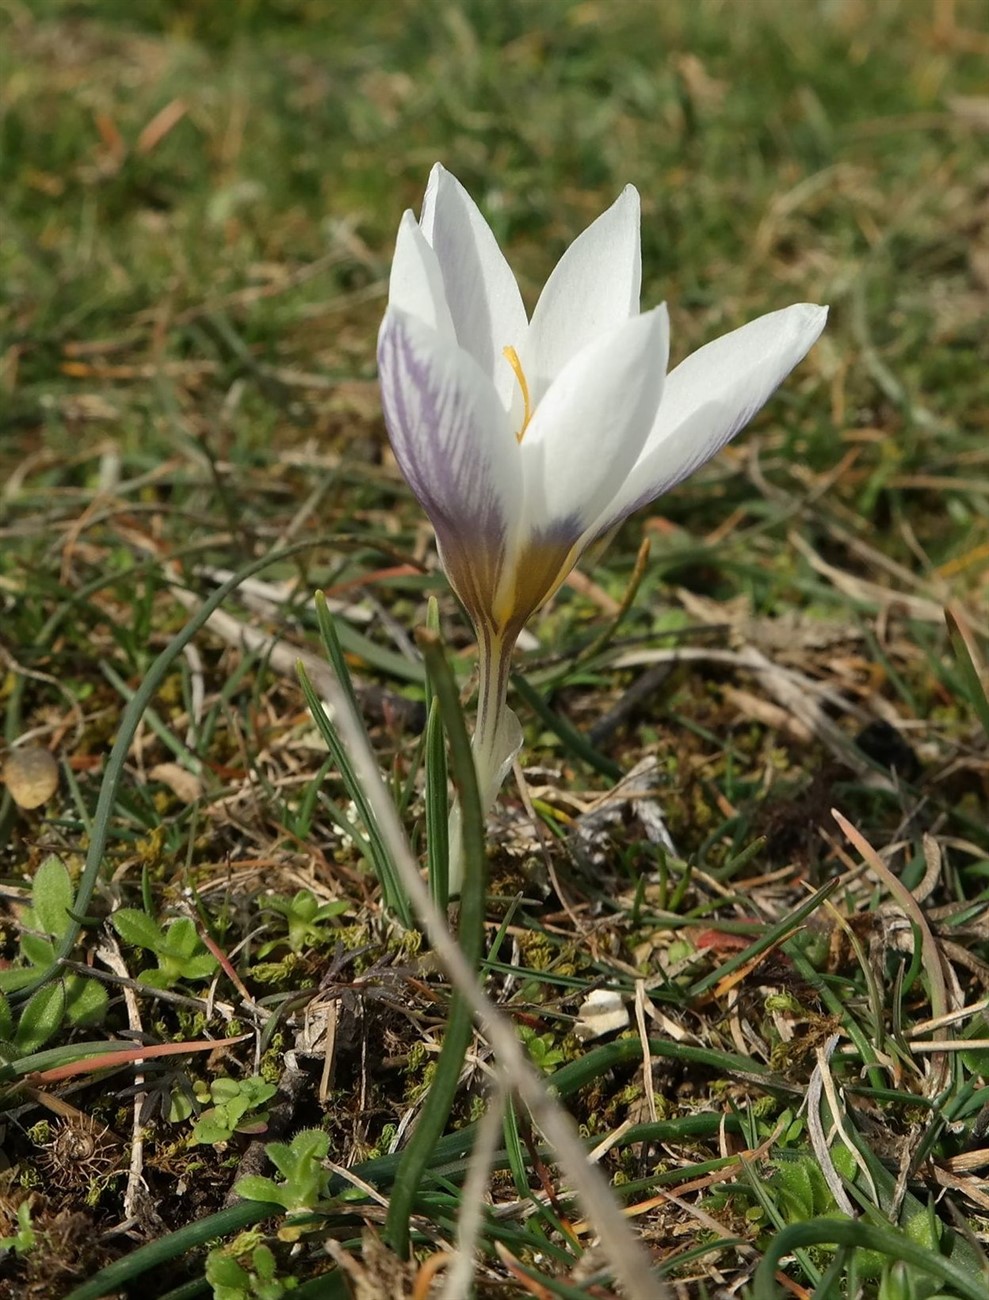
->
[323,1229,426,1298]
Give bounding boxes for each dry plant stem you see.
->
[321,628,670,1300]
[440,1080,507,1300]
[806,1034,857,1216]
[833,810,951,1094]
[613,644,882,781]
[98,937,147,1226]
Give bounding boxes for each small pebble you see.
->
[2,746,59,810]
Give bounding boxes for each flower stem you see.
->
[447,629,523,894]
[473,628,513,806]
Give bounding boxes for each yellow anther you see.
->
[503,345,533,444]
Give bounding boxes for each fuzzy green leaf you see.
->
[111,908,166,953]
[159,917,201,959]
[233,1175,286,1206]
[14,982,66,1053]
[64,975,109,1028]
[192,1112,235,1146]
[20,933,56,969]
[0,967,41,995]
[30,856,75,941]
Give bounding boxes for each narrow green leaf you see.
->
[385,628,487,1257]
[946,609,989,741]
[297,661,413,927]
[752,1218,988,1300]
[425,698,450,910]
[313,591,364,720]
[687,878,840,998]
[510,670,622,780]
[332,616,425,684]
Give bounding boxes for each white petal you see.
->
[377,307,522,618]
[522,185,641,404]
[418,164,527,397]
[520,304,669,541]
[388,211,456,342]
[591,303,828,536]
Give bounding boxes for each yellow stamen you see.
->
[502,345,533,444]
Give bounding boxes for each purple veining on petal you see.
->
[377,312,517,621]
[378,319,505,541]
[533,512,586,551]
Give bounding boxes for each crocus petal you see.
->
[388,211,456,342]
[522,185,642,405]
[378,307,522,621]
[521,304,669,539]
[590,303,828,537]
[419,163,528,402]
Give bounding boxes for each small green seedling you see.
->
[259,889,348,955]
[0,856,108,1055]
[191,1076,278,1146]
[518,1025,565,1073]
[235,1128,331,1215]
[0,1201,36,1259]
[206,1242,297,1300]
[111,909,218,989]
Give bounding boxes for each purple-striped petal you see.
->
[377,307,522,622]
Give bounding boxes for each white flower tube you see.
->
[378,164,827,891]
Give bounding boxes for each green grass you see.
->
[1,0,988,1296]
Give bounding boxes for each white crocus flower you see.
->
[378,163,827,891]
